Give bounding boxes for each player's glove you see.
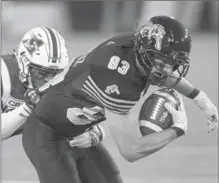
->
[69,125,105,148]
[24,89,41,109]
[164,90,188,137]
[193,91,218,133]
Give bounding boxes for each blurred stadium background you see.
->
[1,1,218,183]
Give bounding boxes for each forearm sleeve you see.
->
[173,78,198,97]
[1,103,32,140]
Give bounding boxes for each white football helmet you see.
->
[16,27,69,88]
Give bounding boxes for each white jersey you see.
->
[1,54,28,139]
[1,55,26,112]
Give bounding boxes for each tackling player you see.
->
[1,27,123,183]
[1,27,69,140]
[22,16,218,182]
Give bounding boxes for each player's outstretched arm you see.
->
[106,92,187,162]
[1,103,32,140]
[1,90,39,141]
[109,125,180,162]
[169,77,218,133]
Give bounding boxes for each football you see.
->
[139,89,179,136]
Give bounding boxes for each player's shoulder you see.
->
[1,54,17,99]
[1,53,26,109]
[106,33,135,47]
[1,54,19,72]
[85,33,135,65]
[2,54,18,64]
[1,54,20,85]
[99,33,135,53]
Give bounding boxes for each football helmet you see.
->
[16,27,69,88]
[134,16,191,87]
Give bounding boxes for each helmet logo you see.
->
[22,33,44,56]
[140,22,166,51]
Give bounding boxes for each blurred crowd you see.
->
[2,1,218,36]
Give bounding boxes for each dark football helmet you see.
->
[134,15,191,87]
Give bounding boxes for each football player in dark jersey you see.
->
[22,16,218,182]
[2,27,123,183]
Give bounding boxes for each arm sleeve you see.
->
[163,72,200,99]
[1,103,32,141]
[173,78,200,98]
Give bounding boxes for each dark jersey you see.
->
[35,34,149,137]
[1,54,27,135]
[69,34,146,112]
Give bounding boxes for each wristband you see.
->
[89,131,100,147]
[188,88,200,99]
[89,125,105,141]
[95,125,106,141]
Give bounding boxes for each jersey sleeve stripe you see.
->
[82,77,139,113]
[83,81,132,109]
[1,57,11,106]
[87,76,137,104]
[82,86,129,113]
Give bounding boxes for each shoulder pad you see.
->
[105,33,135,48]
[1,57,11,105]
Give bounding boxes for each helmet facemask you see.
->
[15,49,33,88]
[134,22,190,88]
[16,27,69,89]
[15,50,64,89]
[28,64,63,89]
[148,50,190,88]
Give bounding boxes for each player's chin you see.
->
[152,72,166,79]
[32,80,46,89]
[150,73,166,85]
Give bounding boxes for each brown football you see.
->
[139,89,179,136]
